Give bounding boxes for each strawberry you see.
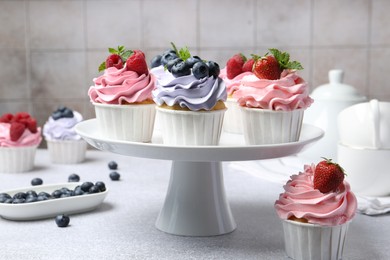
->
[0,113,13,123]
[126,50,148,76]
[313,158,345,193]
[105,54,124,70]
[242,58,255,72]
[10,122,26,142]
[252,48,303,80]
[226,53,246,79]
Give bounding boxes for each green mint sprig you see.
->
[268,48,303,70]
[170,42,191,61]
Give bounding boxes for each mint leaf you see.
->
[269,48,303,71]
[118,46,125,53]
[287,61,303,70]
[108,48,118,54]
[171,42,191,61]
[98,61,106,72]
[121,50,133,61]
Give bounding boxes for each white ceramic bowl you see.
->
[338,100,390,149]
[338,143,390,197]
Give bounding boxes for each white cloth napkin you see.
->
[357,196,390,215]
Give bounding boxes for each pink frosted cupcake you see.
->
[88,46,156,142]
[0,112,42,172]
[219,53,254,134]
[275,159,357,260]
[233,49,313,145]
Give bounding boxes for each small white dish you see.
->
[0,182,108,221]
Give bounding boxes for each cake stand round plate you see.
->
[76,119,323,237]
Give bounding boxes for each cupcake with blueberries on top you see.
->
[0,112,42,172]
[43,106,87,164]
[150,43,227,146]
[88,46,156,142]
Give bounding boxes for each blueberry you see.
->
[31,177,43,186]
[80,182,94,192]
[206,61,220,78]
[109,171,120,181]
[61,108,74,118]
[12,198,25,204]
[57,106,66,112]
[192,61,209,79]
[166,58,182,72]
[3,198,13,204]
[88,185,100,194]
[0,193,11,203]
[52,189,62,198]
[68,173,80,182]
[160,50,178,66]
[37,195,49,201]
[38,191,51,198]
[185,56,202,68]
[55,214,70,228]
[171,60,191,78]
[51,111,62,120]
[25,196,38,203]
[13,192,27,200]
[74,186,84,196]
[60,191,74,198]
[95,181,106,192]
[26,190,38,197]
[150,54,162,68]
[108,161,118,170]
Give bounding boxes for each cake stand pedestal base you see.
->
[155,161,236,236]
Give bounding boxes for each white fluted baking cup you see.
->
[93,102,156,142]
[46,139,87,164]
[241,107,304,145]
[223,97,243,134]
[282,220,350,260]
[0,145,38,173]
[156,107,226,146]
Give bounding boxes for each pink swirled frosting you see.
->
[233,70,313,111]
[274,164,357,226]
[0,123,42,147]
[88,66,155,105]
[219,68,253,96]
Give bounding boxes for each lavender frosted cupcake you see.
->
[43,106,87,164]
[151,44,227,146]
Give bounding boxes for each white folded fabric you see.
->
[357,196,390,216]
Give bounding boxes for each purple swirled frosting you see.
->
[43,111,83,141]
[151,66,227,111]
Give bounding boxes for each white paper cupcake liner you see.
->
[46,139,87,164]
[223,97,243,134]
[282,220,349,260]
[93,102,156,142]
[241,107,304,145]
[0,145,38,173]
[156,107,226,146]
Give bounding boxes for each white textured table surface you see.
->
[0,149,389,260]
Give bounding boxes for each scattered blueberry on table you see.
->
[55,214,70,227]
[31,178,43,186]
[109,171,120,181]
[68,173,80,182]
[108,161,118,170]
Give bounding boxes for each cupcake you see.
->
[219,53,254,134]
[0,112,42,173]
[233,48,313,145]
[43,106,87,164]
[150,43,227,146]
[88,46,156,142]
[275,158,357,260]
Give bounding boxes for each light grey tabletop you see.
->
[0,149,388,260]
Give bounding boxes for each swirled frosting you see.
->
[88,66,155,104]
[233,70,313,111]
[219,68,253,96]
[151,66,227,111]
[0,124,42,147]
[274,164,357,226]
[43,111,83,141]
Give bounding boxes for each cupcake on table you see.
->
[43,106,87,164]
[219,53,254,134]
[233,48,313,145]
[150,43,227,146]
[88,46,156,142]
[275,158,357,260]
[0,112,42,173]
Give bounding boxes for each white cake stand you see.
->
[76,119,323,237]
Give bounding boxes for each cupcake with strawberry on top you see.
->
[88,46,156,142]
[219,54,255,134]
[0,112,42,172]
[275,158,357,260]
[233,48,313,145]
[150,43,226,145]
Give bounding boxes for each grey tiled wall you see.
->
[1,0,390,129]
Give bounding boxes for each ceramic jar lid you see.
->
[311,70,366,102]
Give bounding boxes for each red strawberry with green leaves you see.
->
[226,53,246,79]
[313,158,346,193]
[252,48,303,80]
[126,50,149,76]
[242,58,255,72]
[10,122,26,142]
